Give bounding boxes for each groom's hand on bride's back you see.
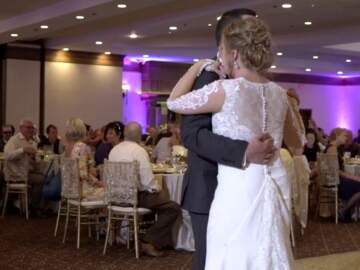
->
[245,133,276,165]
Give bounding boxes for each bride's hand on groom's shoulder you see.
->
[245,133,276,165]
[195,59,226,78]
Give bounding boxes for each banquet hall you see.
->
[0,1,360,270]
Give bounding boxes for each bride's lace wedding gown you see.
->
[167,77,305,270]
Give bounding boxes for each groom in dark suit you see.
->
[181,8,276,270]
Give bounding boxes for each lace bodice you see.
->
[213,78,287,147]
[168,77,295,148]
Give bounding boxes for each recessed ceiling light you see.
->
[10,33,18,37]
[346,59,352,63]
[169,26,178,31]
[270,65,277,69]
[281,3,292,9]
[40,25,48,29]
[217,16,222,21]
[143,54,149,58]
[117,4,127,8]
[95,41,103,45]
[208,23,212,27]
[193,58,199,62]
[76,15,85,20]
[63,48,70,52]
[129,33,138,39]
[304,21,312,25]
[305,68,312,72]
[337,71,344,75]
[313,55,319,59]
[276,52,283,56]
[104,51,111,55]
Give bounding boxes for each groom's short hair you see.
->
[215,8,257,46]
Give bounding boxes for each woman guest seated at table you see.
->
[325,127,360,222]
[95,121,124,166]
[64,118,104,201]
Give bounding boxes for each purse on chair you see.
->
[42,159,62,201]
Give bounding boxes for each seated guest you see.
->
[64,118,104,201]
[109,122,182,257]
[304,129,320,164]
[4,119,44,217]
[38,124,63,154]
[152,124,182,163]
[326,128,360,221]
[95,121,124,166]
[0,124,15,152]
[144,126,158,146]
[340,129,360,157]
[85,124,102,151]
[353,129,360,144]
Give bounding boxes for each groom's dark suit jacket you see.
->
[181,70,249,214]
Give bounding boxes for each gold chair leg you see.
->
[134,213,140,259]
[62,202,70,243]
[103,209,112,255]
[54,200,62,236]
[24,189,29,220]
[335,190,338,224]
[2,186,9,217]
[77,205,81,249]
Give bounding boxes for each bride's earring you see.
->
[234,60,240,70]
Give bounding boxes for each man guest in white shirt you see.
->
[4,119,45,217]
[109,121,182,257]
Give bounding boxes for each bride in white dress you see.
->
[167,17,305,270]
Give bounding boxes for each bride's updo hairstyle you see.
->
[223,17,273,72]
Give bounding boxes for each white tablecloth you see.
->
[344,164,360,176]
[162,173,195,251]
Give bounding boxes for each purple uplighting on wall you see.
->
[122,71,148,130]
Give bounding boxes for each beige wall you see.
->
[5,59,40,129]
[45,62,123,133]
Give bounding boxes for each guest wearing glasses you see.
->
[0,124,15,152]
[4,119,45,217]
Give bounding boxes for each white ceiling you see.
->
[1,0,360,76]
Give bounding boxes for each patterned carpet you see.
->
[0,214,359,270]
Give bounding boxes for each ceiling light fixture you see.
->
[281,3,292,9]
[104,51,111,55]
[143,54,149,58]
[10,33,19,37]
[346,59,352,63]
[63,48,70,51]
[276,52,283,56]
[305,68,312,72]
[270,65,277,69]
[95,41,103,45]
[193,58,199,62]
[40,25,49,29]
[129,33,138,39]
[208,23,212,27]
[337,71,344,75]
[169,26,178,31]
[217,16,222,21]
[117,4,127,8]
[313,55,319,59]
[304,21,312,25]
[76,15,85,20]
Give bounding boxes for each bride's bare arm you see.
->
[167,61,225,114]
